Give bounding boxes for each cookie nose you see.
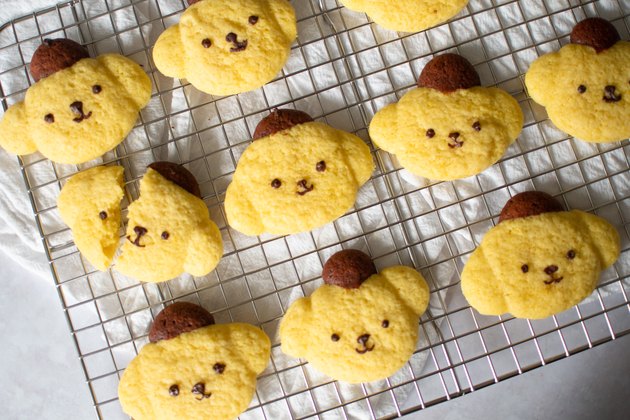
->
[357,334,370,346]
[544,265,558,275]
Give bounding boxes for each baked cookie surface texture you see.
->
[0,39,151,164]
[225,110,374,236]
[153,0,297,96]
[461,192,620,319]
[280,250,430,383]
[119,302,271,420]
[340,0,468,32]
[57,166,125,271]
[369,54,523,180]
[115,165,223,283]
[525,18,630,142]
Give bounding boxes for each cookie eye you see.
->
[381,320,389,328]
[161,231,169,240]
[331,333,340,342]
[249,15,259,25]
[577,85,586,94]
[271,178,281,188]
[426,128,435,138]
[92,84,102,94]
[44,113,54,123]
[99,211,107,220]
[567,249,576,259]
[521,264,529,273]
[213,363,226,374]
[472,121,481,131]
[316,160,326,172]
[201,38,212,48]
[169,384,179,397]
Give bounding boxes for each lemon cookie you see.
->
[461,192,620,319]
[119,302,271,420]
[115,162,223,283]
[0,38,151,164]
[224,109,374,236]
[153,0,297,96]
[525,18,630,142]
[280,250,430,383]
[340,0,468,32]
[57,166,125,271]
[369,54,523,181]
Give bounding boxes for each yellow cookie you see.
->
[340,0,468,32]
[115,164,223,283]
[57,166,125,271]
[0,48,151,164]
[461,192,620,319]
[224,110,374,236]
[280,250,430,383]
[119,303,270,420]
[525,18,630,142]
[370,54,523,181]
[153,0,296,96]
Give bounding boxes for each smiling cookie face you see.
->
[525,18,630,142]
[461,210,620,319]
[153,0,296,96]
[115,167,223,283]
[224,121,374,236]
[340,0,468,32]
[0,54,151,164]
[280,252,429,383]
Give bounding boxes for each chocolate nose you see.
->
[449,132,460,140]
[226,32,238,43]
[357,334,370,346]
[70,101,84,115]
[544,265,558,275]
[603,85,622,103]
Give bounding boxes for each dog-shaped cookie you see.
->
[525,18,630,142]
[0,38,151,164]
[224,109,374,236]
[153,0,296,96]
[280,250,430,383]
[119,302,271,420]
[461,192,620,319]
[369,54,523,181]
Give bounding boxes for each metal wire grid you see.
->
[0,0,628,418]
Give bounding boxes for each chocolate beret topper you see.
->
[30,38,90,82]
[148,161,202,198]
[499,191,564,223]
[148,302,215,343]
[417,53,481,93]
[322,249,377,289]
[253,108,314,140]
[570,17,621,53]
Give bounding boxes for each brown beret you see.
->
[499,191,564,223]
[252,108,314,140]
[148,161,202,198]
[148,302,215,343]
[570,18,621,53]
[30,38,89,82]
[418,53,481,92]
[322,249,377,289]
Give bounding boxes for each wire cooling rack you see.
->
[1,0,629,418]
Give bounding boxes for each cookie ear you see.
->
[368,102,398,149]
[224,182,264,236]
[226,323,271,374]
[184,220,223,277]
[0,101,37,155]
[153,24,186,79]
[525,53,562,104]
[118,350,155,419]
[572,210,620,268]
[378,266,430,316]
[339,132,374,185]
[461,247,508,315]
[97,54,152,108]
[279,297,311,357]
[268,0,298,42]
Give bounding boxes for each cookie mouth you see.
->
[603,85,622,103]
[544,276,564,285]
[70,101,92,123]
[296,179,314,196]
[127,226,147,248]
[447,132,464,148]
[355,334,375,354]
[226,32,248,53]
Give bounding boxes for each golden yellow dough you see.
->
[118,323,271,420]
[115,168,223,283]
[525,42,630,142]
[461,211,620,319]
[340,0,468,32]
[153,0,296,96]
[280,266,429,383]
[57,166,124,271]
[369,86,523,180]
[0,55,151,164]
[224,122,374,236]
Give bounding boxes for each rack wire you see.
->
[1,0,629,418]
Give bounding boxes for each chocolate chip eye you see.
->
[577,85,587,94]
[213,363,226,374]
[567,249,576,259]
[99,211,107,220]
[92,84,102,94]
[381,320,389,328]
[201,38,212,48]
[316,161,326,172]
[161,231,169,240]
[426,128,435,138]
[271,178,281,188]
[44,113,54,123]
[472,121,481,131]
[192,383,205,395]
[249,15,259,25]
[169,384,179,397]
[521,264,529,273]
[331,333,340,342]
